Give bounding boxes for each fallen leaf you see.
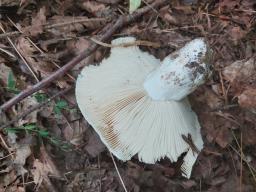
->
[0,63,15,87]
[238,88,256,108]
[31,159,53,187]
[28,6,47,36]
[81,1,106,16]
[222,57,255,83]
[85,130,105,157]
[229,26,246,43]
[16,96,38,126]
[215,126,232,148]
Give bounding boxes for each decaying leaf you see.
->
[222,57,255,83]
[238,88,256,108]
[80,0,107,16]
[28,6,47,36]
[31,159,53,187]
[16,37,68,88]
[15,96,38,126]
[13,145,31,176]
[85,130,105,157]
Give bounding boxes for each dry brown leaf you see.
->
[229,26,246,43]
[13,145,31,176]
[85,130,105,157]
[215,126,232,148]
[222,58,255,83]
[205,89,224,109]
[31,159,53,187]
[15,96,38,126]
[16,37,68,88]
[28,7,47,37]
[81,1,106,14]
[242,125,256,146]
[238,88,256,108]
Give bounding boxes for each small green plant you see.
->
[5,123,72,151]
[34,92,48,103]
[7,71,19,94]
[54,99,68,115]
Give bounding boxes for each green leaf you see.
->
[23,124,37,131]
[129,0,141,13]
[38,130,49,137]
[34,93,47,103]
[7,71,16,90]
[54,100,68,115]
[56,100,68,108]
[4,127,20,133]
[7,71,20,94]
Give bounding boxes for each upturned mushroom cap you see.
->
[76,37,208,178]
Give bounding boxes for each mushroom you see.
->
[76,37,211,178]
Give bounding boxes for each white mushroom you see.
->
[76,37,211,178]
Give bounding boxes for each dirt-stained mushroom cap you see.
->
[76,37,209,178]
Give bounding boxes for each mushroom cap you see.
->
[76,37,204,178]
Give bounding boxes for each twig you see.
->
[44,18,107,29]
[90,37,161,48]
[240,131,243,192]
[109,152,128,192]
[0,87,72,130]
[0,0,168,112]
[0,31,20,38]
[230,131,256,183]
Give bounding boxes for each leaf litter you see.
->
[0,0,256,191]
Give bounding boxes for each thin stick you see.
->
[44,18,106,29]
[0,0,168,112]
[240,131,243,192]
[109,152,128,192]
[91,37,161,48]
[0,87,72,130]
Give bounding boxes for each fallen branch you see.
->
[0,0,167,112]
[0,87,72,130]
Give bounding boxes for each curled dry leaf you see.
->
[238,88,256,108]
[222,57,255,84]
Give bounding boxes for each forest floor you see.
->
[0,0,256,191]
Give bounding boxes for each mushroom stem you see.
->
[143,38,210,101]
